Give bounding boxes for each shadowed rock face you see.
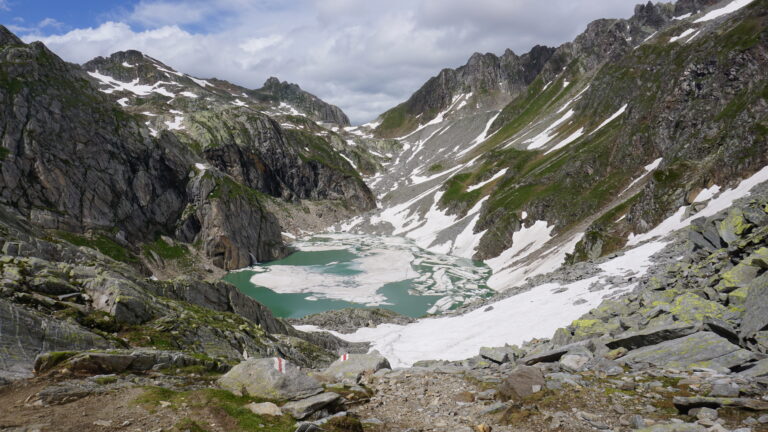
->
[190,109,376,210]
[0,28,189,243]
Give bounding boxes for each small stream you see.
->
[224,233,493,318]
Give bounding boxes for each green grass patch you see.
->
[375,103,412,137]
[134,387,296,431]
[143,237,189,260]
[208,174,267,207]
[720,14,763,51]
[0,147,9,160]
[121,326,179,350]
[55,231,138,264]
[95,376,118,385]
[428,163,444,173]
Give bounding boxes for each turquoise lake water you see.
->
[223,234,493,319]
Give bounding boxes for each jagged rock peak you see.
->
[0,25,23,46]
[256,75,351,126]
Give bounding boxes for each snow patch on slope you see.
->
[694,0,754,22]
[525,110,575,150]
[467,169,508,192]
[591,104,628,134]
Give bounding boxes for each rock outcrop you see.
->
[256,76,350,126]
[218,357,323,400]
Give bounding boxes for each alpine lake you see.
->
[223,234,494,319]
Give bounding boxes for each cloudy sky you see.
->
[3,0,642,123]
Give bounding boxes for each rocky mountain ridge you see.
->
[83,50,350,127]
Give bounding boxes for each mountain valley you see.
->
[1,0,768,431]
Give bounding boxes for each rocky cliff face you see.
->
[0,28,378,274]
[0,29,189,243]
[0,29,295,271]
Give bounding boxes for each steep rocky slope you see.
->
[349,0,767,297]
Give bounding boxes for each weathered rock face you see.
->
[0,25,381,272]
[0,299,116,380]
[34,349,229,376]
[0,28,189,243]
[83,50,373,214]
[178,170,288,269]
[257,77,350,126]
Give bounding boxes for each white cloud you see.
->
[21,0,641,124]
[37,18,65,29]
[239,35,284,54]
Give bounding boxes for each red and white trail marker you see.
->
[273,357,286,374]
[339,353,349,362]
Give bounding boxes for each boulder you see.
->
[281,392,340,419]
[497,365,545,401]
[669,293,726,323]
[688,222,723,253]
[605,323,698,351]
[709,383,739,398]
[559,354,589,372]
[740,273,768,339]
[67,353,135,374]
[319,351,390,380]
[479,345,521,364]
[246,402,283,417]
[717,209,751,245]
[520,346,569,365]
[218,358,323,400]
[739,358,768,378]
[618,332,755,371]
